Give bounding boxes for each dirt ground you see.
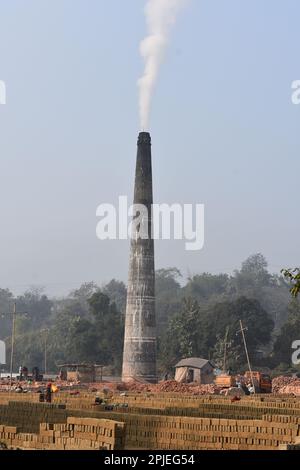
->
[1,375,300,396]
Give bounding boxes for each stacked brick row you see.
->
[81,412,300,450]
[0,393,40,405]
[108,394,300,411]
[0,417,125,450]
[75,402,300,422]
[0,402,67,433]
[1,394,300,450]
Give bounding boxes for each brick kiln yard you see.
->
[1,377,300,450]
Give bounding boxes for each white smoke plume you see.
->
[138,0,188,130]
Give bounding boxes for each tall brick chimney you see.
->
[122,132,157,383]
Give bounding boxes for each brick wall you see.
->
[0,417,125,450]
[1,392,300,450]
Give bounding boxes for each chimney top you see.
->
[138,132,151,145]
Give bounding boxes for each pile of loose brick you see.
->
[272,376,300,395]
[119,380,219,394]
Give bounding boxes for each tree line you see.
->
[0,253,299,377]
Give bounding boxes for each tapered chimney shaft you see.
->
[122,132,157,383]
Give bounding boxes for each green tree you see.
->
[231,254,290,329]
[88,292,124,371]
[161,296,274,373]
[155,268,182,335]
[183,273,229,303]
[48,306,82,369]
[205,297,274,370]
[282,268,300,298]
[272,300,300,367]
[232,254,273,294]
[10,290,124,374]
[16,288,52,332]
[9,330,45,372]
[0,288,14,339]
[64,282,100,320]
[211,332,241,372]
[103,279,127,315]
[66,318,100,363]
[161,298,201,370]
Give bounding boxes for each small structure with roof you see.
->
[58,364,104,383]
[174,357,215,384]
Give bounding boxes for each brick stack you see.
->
[0,393,40,406]
[78,413,299,450]
[2,392,300,450]
[38,417,125,450]
[0,417,126,450]
[0,402,67,433]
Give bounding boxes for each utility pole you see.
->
[223,327,230,373]
[1,302,27,389]
[41,329,49,376]
[10,303,16,389]
[237,320,256,393]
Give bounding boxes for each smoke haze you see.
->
[138,0,188,130]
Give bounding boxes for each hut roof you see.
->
[175,357,214,370]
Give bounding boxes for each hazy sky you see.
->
[0,0,299,296]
